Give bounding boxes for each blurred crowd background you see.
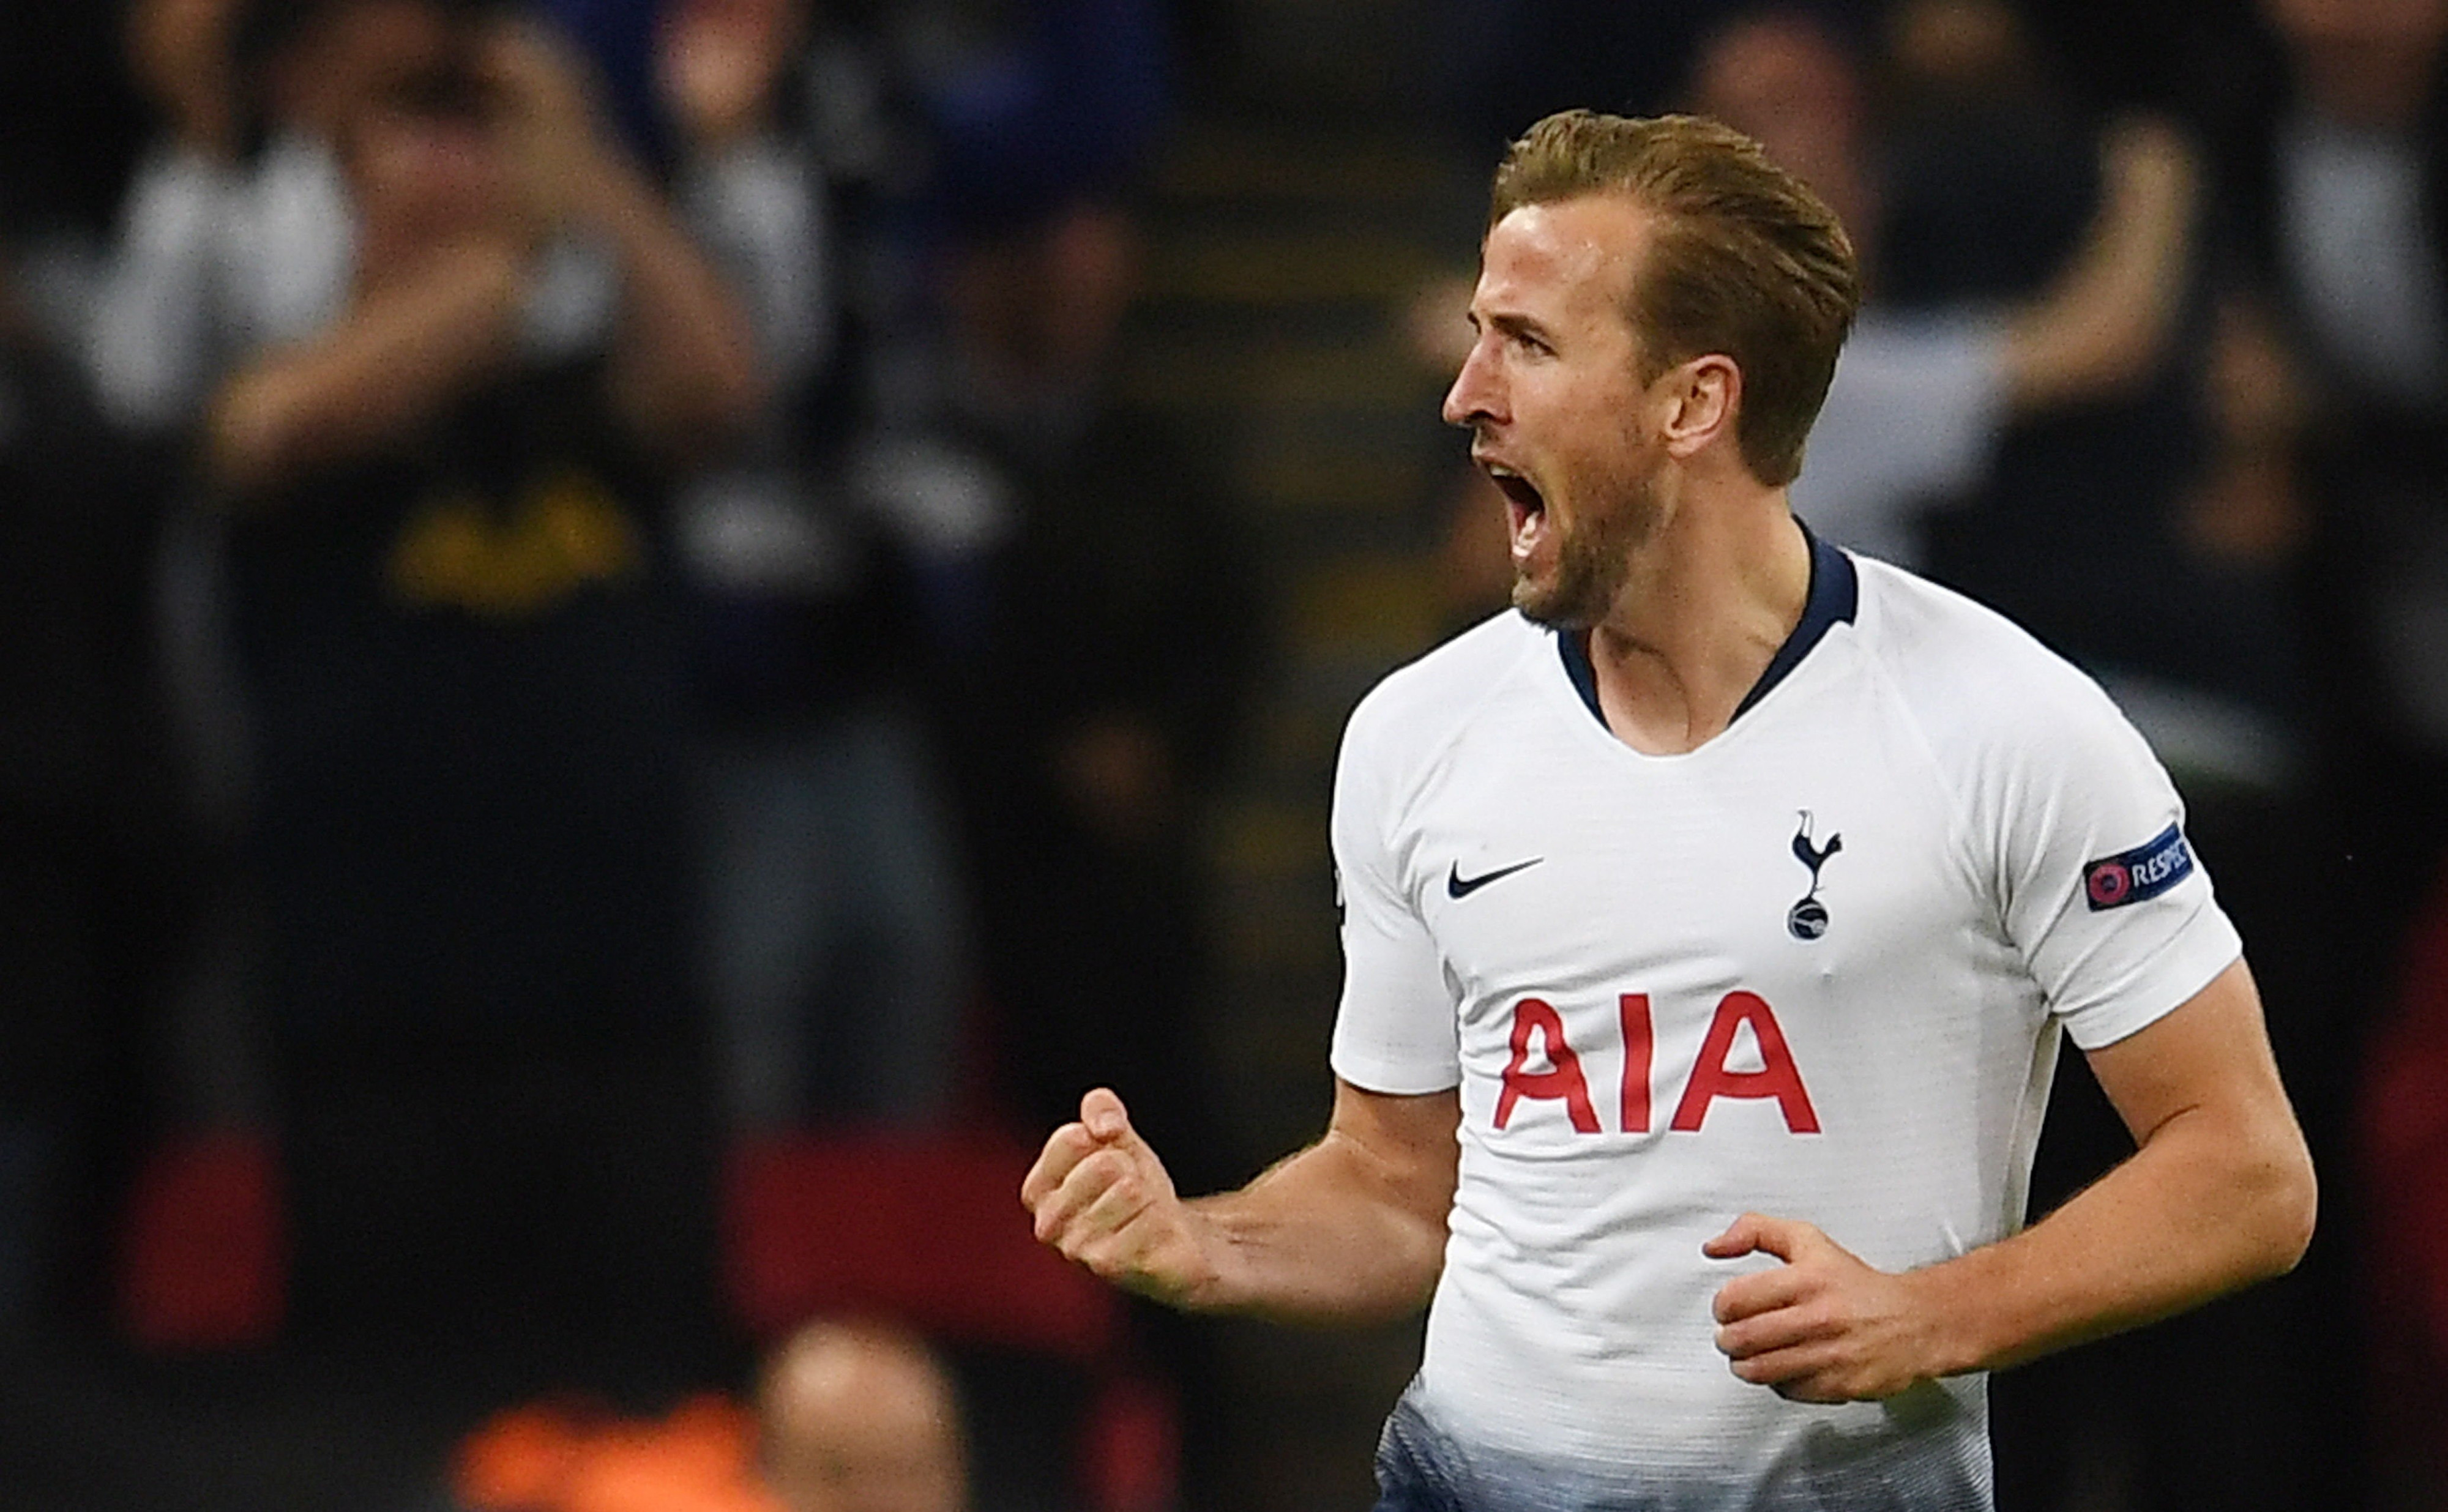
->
[2,0,2448,1508]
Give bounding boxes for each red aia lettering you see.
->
[1668,991,1821,1134]
[1618,992,1653,1133]
[1495,997,1600,1131]
[1496,990,1818,1135]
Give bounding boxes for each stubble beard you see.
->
[1512,467,1661,630]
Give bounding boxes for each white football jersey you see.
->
[1329,540,2241,1510]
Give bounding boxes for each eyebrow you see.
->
[1479,310,1552,344]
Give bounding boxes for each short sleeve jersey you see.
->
[1328,542,2240,1510]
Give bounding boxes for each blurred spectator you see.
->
[761,1319,968,1512]
[204,0,758,1374]
[1877,1,2313,803]
[450,1318,968,1512]
[89,0,634,434]
[929,197,1257,1191]
[90,0,359,433]
[660,0,972,1132]
[912,196,1256,1500]
[1706,10,2201,572]
[2199,0,2448,964]
[2193,1,2448,1505]
[0,251,192,1341]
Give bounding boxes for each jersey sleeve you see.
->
[1326,700,1461,1094]
[1990,676,2244,1050]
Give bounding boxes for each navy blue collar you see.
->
[1557,523,1858,730]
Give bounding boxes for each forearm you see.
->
[1184,1130,1452,1327]
[206,241,527,497]
[1912,1095,2315,1376]
[578,153,766,450]
[2002,120,2196,410]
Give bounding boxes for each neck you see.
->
[1582,475,1812,754]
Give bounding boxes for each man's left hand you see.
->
[1703,1213,1949,1402]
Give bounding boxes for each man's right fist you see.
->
[1020,1089,1215,1309]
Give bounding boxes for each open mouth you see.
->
[1483,463,1547,562]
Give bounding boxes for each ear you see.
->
[1657,354,1741,463]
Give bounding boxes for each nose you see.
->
[1442,334,1501,430]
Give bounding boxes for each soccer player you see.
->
[1020,111,2315,1510]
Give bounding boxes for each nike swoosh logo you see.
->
[1447,858,1543,899]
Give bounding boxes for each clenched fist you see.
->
[1704,1213,1954,1403]
[1021,1089,1218,1309]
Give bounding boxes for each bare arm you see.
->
[128,0,242,163]
[487,26,764,458]
[2181,293,2312,567]
[575,150,767,455]
[204,239,528,499]
[1931,959,2315,1365]
[1023,1079,1460,1327]
[2001,118,2199,411]
[1711,959,2315,1401]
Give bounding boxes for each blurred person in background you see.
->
[203,0,759,1383]
[1879,0,2313,812]
[450,1316,969,1512]
[91,0,678,437]
[914,185,1258,1503]
[2203,0,2448,1051]
[1697,7,2200,573]
[931,193,1258,1201]
[832,0,1253,1263]
[95,0,392,434]
[2190,0,2448,1505]
[760,1319,969,1512]
[659,0,973,1134]
[90,2,647,1147]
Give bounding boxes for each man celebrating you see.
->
[1021,111,2314,1510]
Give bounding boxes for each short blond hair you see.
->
[1489,111,1860,487]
